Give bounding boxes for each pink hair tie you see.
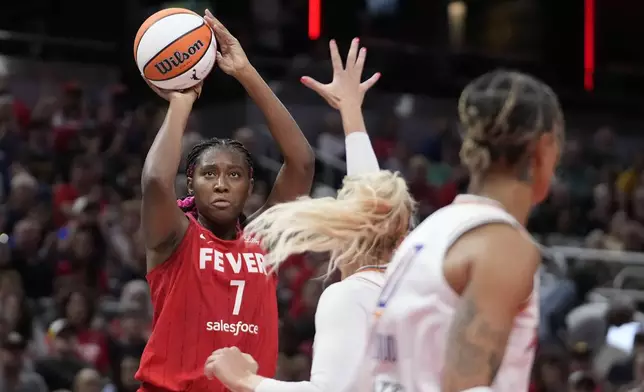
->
[177,196,195,208]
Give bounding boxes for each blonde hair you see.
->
[244,170,415,276]
[457,70,564,179]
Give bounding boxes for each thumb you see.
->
[360,72,381,92]
[300,76,326,95]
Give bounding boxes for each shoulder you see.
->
[457,223,538,261]
[316,279,376,320]
[453,224,539,305]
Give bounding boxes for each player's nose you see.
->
[213,177,229,192]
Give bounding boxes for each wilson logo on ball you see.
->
[142,22,213,82]
[153,40,205,75]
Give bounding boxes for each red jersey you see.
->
[136,214,279,392]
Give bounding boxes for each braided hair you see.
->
[177,138,254,226]
[458,70,564,182]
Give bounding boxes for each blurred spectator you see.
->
[316,113,345,161]
[372,113,399,161]
[588,127,618,169]
[59,290,109,374]
[617,155,644,197]
[607,329,644,389]
[407,155,437,218]
[116,355,140,392]
[107,302,146,392]
[0,331,47,392]
[567,370,597,392]
[530,348,568,392]
[383,140,409,174]
[72,368,102,392]
[232,127,269,185]
[35,319,88,391]
[567,297,644,378]
[557,140,596,200]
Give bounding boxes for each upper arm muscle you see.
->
[141,179,189,262]
[442,224,539,391]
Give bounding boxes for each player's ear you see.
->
[247,178,254,197]
[187,177,194,195]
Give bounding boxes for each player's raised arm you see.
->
[301,38,381,175]
[441,224,540,392]
[204,10,314,220]
[140,82,200,266]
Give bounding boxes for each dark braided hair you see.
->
[177,138,254,226]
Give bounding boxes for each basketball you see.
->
[134,8,217,90]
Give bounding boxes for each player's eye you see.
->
[229,172,241,178]
[204,171,216,177]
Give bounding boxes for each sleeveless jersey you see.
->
[360,195,539,392]
[136,214,278,392]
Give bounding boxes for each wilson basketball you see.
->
[134,8,217,90]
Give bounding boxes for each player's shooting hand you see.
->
[143,79,202,104]
[301,38,380,111]
[204,347,261,392]
[203,9,250,78]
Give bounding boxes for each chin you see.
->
[205,208,243,225]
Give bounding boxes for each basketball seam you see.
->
[134,10,197,58]
[142,23,212,82]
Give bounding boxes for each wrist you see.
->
[169,95,196,109]
[233,64,257,83]
[237,373,264,392]
[339,104,366,133]
[338,100,363,114]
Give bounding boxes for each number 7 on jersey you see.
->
[230,280,245,315]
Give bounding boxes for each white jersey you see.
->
[256,269,385,392]
[358,195,539,392]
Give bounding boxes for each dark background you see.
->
[1,0,643,111]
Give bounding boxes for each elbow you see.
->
[282,145,315,178]
[297,146,316,174]
[141,169,173,193]
[299,153,316,180]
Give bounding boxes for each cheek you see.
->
[232,181,251,200]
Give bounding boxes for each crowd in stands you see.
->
[1,62,644,392]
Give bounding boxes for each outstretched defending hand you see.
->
[204,9,251,78]
[204,347,260,392]
[301,38,381,111]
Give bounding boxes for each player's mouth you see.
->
[211,199,232,208]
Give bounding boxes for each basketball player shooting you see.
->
[136,10,314,392]
[202,38,415,392]
[356,71,564,392]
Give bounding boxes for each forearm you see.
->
[441,297,510,392]
[248,286,368,392]
[142,99,192,187]
[236,66,313,165]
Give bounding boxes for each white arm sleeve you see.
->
[345,132,380,175]
[255,282,370,392]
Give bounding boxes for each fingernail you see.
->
[300,77,307,83]
[355,37,360,43]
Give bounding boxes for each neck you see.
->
[468,175,533,225]
[197,214,238,241]
[339,258,388,280]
